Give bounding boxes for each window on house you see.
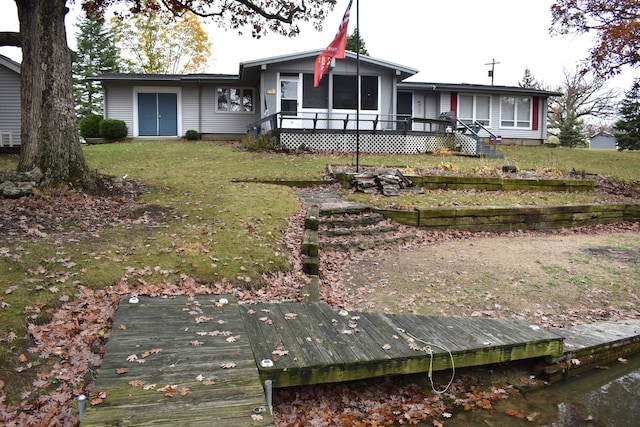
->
[333,75,357,109]
[331,75,379,110]
[458,94,490,125]
[302,74,328,109]
[216,87,254,112]
[500,96,531,128]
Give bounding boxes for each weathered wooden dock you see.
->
[241,301,563,387]
[553,319,640,377]
[82,296,640,426]
[82,297,563,425]
[81,295,273,427]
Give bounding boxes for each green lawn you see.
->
[0,141,639,406]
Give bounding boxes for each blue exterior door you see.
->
[137,93,178,136]
[158,93,177,136]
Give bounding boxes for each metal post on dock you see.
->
[264,380,273,415]
[78,394,86,418]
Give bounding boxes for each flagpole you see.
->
[355,0,360,173]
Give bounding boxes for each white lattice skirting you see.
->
[280,132,478,154]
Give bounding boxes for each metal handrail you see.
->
[471,120,498,141]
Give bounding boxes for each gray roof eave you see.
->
[0,54,20,74]
[239,49,418,80]
[398,81,562,97]
[89,73,241,83]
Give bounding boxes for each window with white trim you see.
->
[331,75,379,110]
[302,74,328,109]
[216,87,254,112]
[458,94,490,125]
[500,96,531,128]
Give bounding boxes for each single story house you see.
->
[0,53,21,150]
[91,50,561,155]
[589,131,618,150]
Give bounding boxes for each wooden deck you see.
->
[81,296,273,427]
[240,301,564,387]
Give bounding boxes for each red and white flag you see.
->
[314,0,353,87]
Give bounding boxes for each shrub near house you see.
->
[79,114,127,143]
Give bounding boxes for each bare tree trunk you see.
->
[15,0,95,190]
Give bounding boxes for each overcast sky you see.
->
[0,0,636,91]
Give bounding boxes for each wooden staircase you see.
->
[319,205,416,251]
[301,203,416,276]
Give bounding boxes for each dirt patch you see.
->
[338,226,640,328]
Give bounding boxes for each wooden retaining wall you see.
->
[406,175,595,192]
[379,203,640,232]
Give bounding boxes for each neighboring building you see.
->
[92,50,561,154]
[0,54,21,150]
[589,131,618,150]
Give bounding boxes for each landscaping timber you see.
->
[332,172,595,192]
[378,203,640,232]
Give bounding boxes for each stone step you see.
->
[320,223,399,238]
[319,203,371,217]
[320,231,417,252]
[321,212,386,229]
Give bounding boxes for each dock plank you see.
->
[81,296,272,427]
[554,320,640,362]
[242,302,564,388]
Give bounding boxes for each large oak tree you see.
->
[551,0,640,78]
[0,0,335,189]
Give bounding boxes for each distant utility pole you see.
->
[485,58,500,85]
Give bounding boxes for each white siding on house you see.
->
[440,93,452,114]
[489,96,542,141]
[104,84,134,137]
[264,58,382,76]
[182,85,200,134]
[0,61,21,146]
[199,84,260,134]
[379,74,394,118]
[410,94,439,131]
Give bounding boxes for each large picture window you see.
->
[331,75,379,110]
[216,87,254,112]
[500,96,531,128]
[302,74,328,109]
[458,94,490,125]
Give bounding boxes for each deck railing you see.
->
[247,112,414,136]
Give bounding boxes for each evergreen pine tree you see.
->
[558,115,588,148]
[346,28,369,56]
[518,67,540,89]
[614,79,640,151]
[73,9,121,119]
